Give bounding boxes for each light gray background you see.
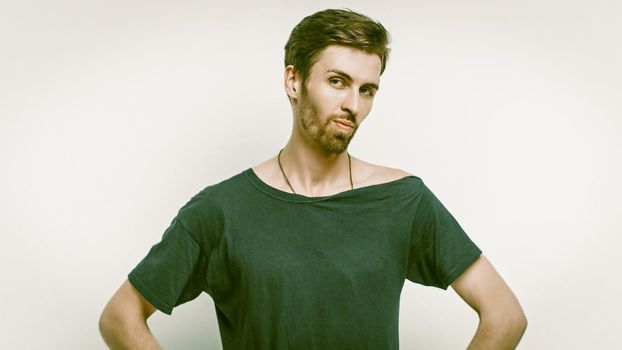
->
[1,0,620,349]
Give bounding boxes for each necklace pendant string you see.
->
[278,149,297,194]
[277,149,354,194]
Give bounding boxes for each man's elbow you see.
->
[505,298,527,333]
[99,303,120,343]
[98,297,136,346]
[512,307,528,338]
[485,304,528,342]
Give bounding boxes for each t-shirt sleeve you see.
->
[128,192,215,315]
[406,180,482,289]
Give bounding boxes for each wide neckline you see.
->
[243,168,417,203]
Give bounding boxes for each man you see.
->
[99,9,527,349]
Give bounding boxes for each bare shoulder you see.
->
[252,157,276,178]
[352,157,413,187]
[251,156,280,185]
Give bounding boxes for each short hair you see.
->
[284,9,391,84]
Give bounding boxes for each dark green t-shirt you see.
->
[129,169,481,349]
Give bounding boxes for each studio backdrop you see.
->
[1,0,620,349]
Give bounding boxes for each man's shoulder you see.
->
[187,170,251,204]
[250,156,282,190]
[353,157,417,188]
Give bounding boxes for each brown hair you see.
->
[284,9,391,84]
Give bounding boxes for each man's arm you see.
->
[451,255,527,349]
[99,279,161,350]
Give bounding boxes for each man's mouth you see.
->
[332,118,355,130]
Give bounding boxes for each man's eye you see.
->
[361,88,375,97]
[329,78,344,87]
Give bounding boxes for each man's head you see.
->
[284,9,391,154]
[284,9,391,87]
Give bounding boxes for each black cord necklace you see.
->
[277,149,353,194]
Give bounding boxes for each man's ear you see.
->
[284,65,301,101]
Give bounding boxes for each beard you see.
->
[297,88,358,155]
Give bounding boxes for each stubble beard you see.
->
[298,89,358,155]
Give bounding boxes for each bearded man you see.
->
[99,8,527,349]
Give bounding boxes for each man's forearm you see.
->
[467,313,527,350]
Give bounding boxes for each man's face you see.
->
[295,45,382,154]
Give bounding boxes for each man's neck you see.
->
[279,139,352,197]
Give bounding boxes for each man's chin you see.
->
[319,136,352,154]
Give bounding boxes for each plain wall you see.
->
[1,0,620,348]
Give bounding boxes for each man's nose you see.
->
[340,89,360,119]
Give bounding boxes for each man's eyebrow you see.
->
[326,69,380,90]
